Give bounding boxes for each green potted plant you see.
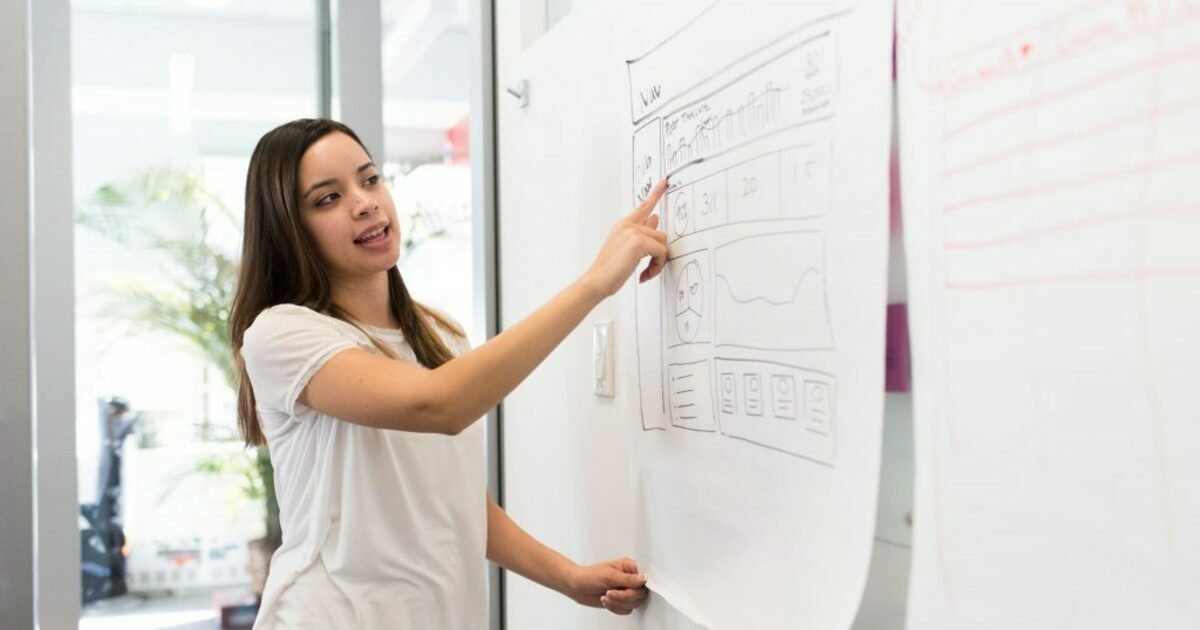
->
[80,168,282,594]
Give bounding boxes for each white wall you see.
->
[496,2,644,627]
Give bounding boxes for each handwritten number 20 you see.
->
[742,177,758,196]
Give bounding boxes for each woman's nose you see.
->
[350,191,376,217]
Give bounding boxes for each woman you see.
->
[229,118,668,628]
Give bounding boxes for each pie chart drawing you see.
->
[674,260,704,342]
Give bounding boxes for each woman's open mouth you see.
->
[354,224,391,248]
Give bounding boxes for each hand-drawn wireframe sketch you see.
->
[624,3,890,628]
[632,11,843,461]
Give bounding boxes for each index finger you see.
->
[629,178,668,222]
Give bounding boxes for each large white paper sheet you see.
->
[898,1,1200,627]
[624,2,892,627]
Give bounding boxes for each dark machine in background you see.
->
[80,397,139,604]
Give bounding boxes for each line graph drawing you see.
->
[713,231,834,351]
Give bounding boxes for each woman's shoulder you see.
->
[248,303,332,332]
[244,304,367,352]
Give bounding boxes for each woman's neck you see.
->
[330,271,399,329]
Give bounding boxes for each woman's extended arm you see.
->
[300,180,669,435]
[485,497,648,614]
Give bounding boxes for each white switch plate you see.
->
[593,320,614,397]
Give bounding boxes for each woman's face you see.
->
[296,131,400,281]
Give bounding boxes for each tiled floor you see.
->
[80,591,222,630]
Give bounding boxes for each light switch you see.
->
[593,320,614,397]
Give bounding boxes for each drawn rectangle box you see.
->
[743,373,765,416]
[667,360,717,432]
[668,142,827,244]
[779,142,831,218]
[770,374,798,419]
[726,152,782,223]
[659,30,839,172]
[718,372,737,415]
[715,358,835,465]
[691,171,727,233]
[635,269,670,432]
[632,117,663,207]
[804,378,834,435]
[712,231,833,351]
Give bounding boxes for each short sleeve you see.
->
[241,304,361,419]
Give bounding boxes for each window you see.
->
[73,0,319,620]
[380,0,478,344]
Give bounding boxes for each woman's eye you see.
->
[365,174,380,186]
[316,192,339,207]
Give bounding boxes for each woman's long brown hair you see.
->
[230,118,462,447]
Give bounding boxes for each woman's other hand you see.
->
[581,179,669,298]
[564,557,649,615]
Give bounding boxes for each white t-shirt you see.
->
[241,304,487,629]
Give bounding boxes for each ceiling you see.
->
[71,0,471,140]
